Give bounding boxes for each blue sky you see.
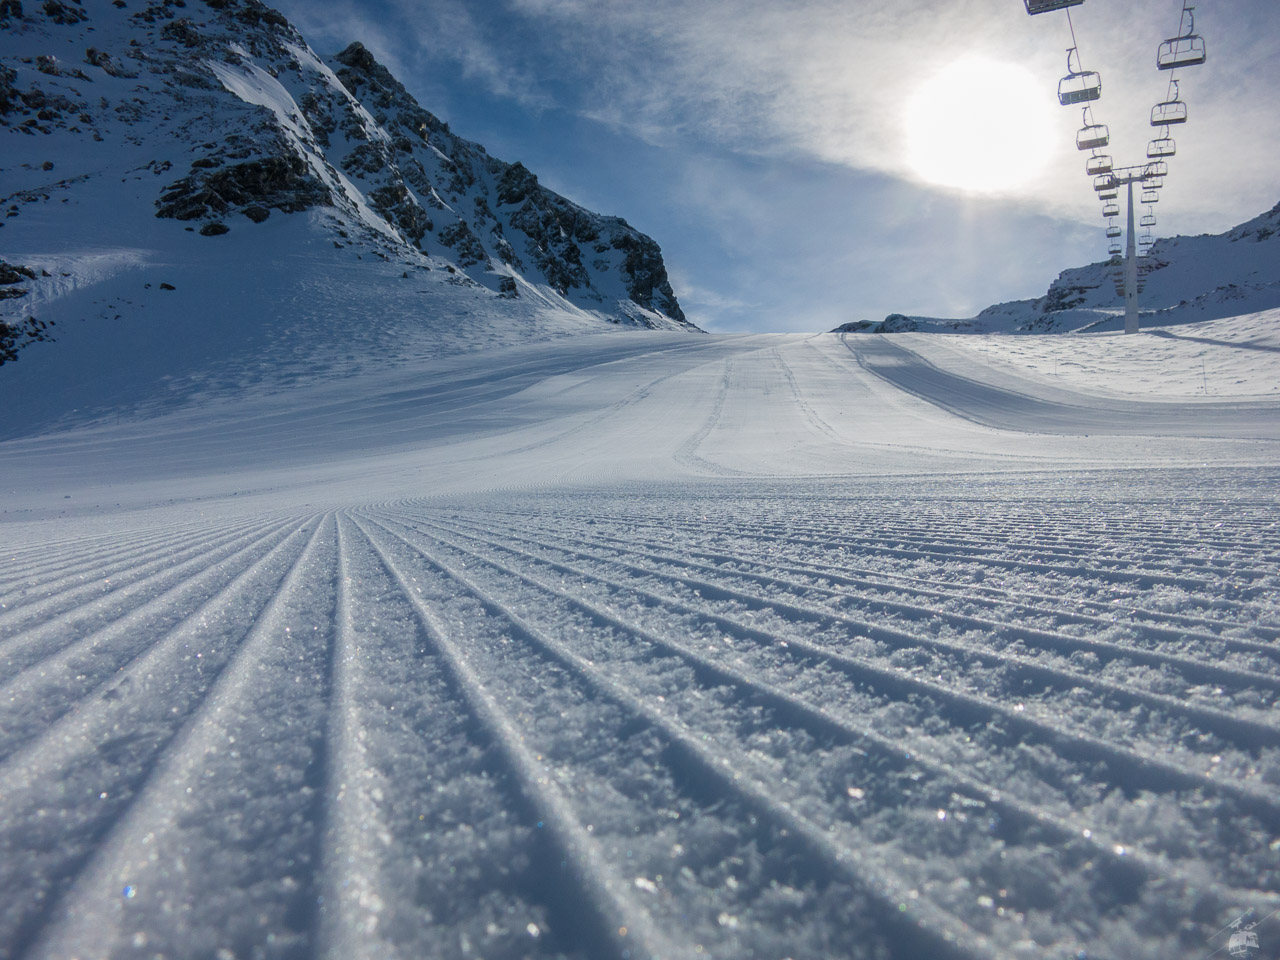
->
[274,0,1279,333]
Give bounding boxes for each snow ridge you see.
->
[0,0,694,382]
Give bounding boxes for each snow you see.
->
[3,316,1280,960]
[204,57,401,243]
[906,310,1280,400]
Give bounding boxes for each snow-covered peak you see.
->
[0,0,695,408]
[836,198,1280,335]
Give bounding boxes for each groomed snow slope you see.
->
[2,320,1280,960]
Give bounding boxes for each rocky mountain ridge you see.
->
[0,0,693,373]
[837,199,1280,335]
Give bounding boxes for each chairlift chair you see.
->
[1147,136,1176,158]
[1059,48,1102,105]
[1102,201,1120,218]
[1106,224,1122,239]
[1140,231,1155,245]
[1025,0,1084,13]
[1140,213,1157,228]
[1151,82,1188,125]
[1086,154,1113,176]
[1229,932,1261,958]
[1108,241,1123,257]
[1098,186,1118,200]
[1093,173,1117,193]
[1143,175,1164,189]
[1158,8,1206,69]
[1142,189,1160,204]
[1077,125,1110,151]
[1143,161,1169,179]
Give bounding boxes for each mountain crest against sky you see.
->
[0,0,692,371]
[836,199,1280,336]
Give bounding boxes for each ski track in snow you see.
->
[2,331,1280,959]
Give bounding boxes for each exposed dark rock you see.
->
[0,66,18,116]
[156,154,329,220]
[199,220,229,235]
[438,220,486,267]
[496,162,537,207]
[0,1,24,23]
[0,315,54,365]
[41,0,86,25]
[161,18,202,47]
[0,260,37,285]
[159,282,176,289]
[832,314,919,334]
[609,230,684,320]
[242,203,269,223]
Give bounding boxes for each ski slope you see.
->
[3,326,1280,960]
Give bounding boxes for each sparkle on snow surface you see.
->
[3,326,1280,960]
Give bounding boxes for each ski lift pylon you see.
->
[1059,48,1102,105]
[1025,0,1084,14]
[1158,7,1206,69]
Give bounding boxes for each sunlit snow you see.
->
[3,321,1279,960]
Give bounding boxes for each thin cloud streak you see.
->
[364,0,1277,231]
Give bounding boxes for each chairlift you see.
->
[1142,189,1160,204]
[1059,48,1102,105]
[1098,185,1118,200]
[1140,213,1157,228]
[1229,932,1261,958]
[1077,109,1109,150]
[1151,82,1188,125]
[1140,231,1154,245]
[1147,136,1176,158]
[1093,173,1117,193]
[1108,241,1123,257]
[1025,0,1084,13]
[1086,154,1113,176]
[1144,175,1164,189]
[1102,201,1120,218]
[1143,161,1169,179]
[1106,224,1122,239]
[1158,7,1206,70]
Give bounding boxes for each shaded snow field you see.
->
[2,319,1280,960]
[913,309,1280,400]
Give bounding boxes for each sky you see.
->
[272,0,1280,333]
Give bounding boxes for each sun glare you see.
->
[904,58,1054,193]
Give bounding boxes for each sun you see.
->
[904,57,1055,193]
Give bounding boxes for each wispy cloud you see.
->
[317,0,1276,231]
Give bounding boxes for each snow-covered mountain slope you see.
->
[0,0,695,427]
[2,326,1279,960]
[837,199,1280,335]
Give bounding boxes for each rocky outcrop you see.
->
[833,314,919,334]
[1,0,694,345]
[156,154,330,224]
[0,260,52,365]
